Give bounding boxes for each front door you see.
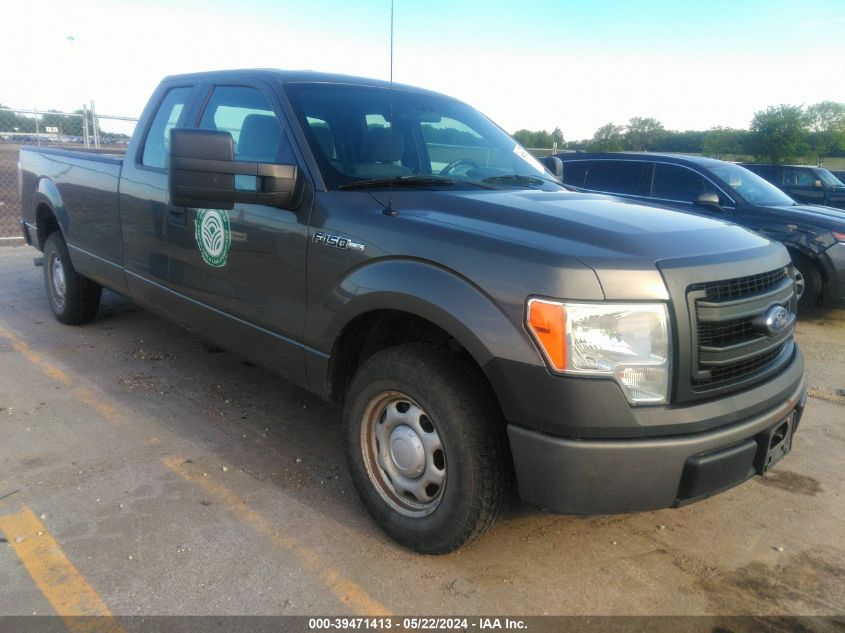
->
[783,168,825,205]
[167,83,311,387]
[650,163,736,222]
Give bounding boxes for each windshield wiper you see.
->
[339,175,456,190]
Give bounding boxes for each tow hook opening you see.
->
[754,412,796,474]
[770,421,789,449]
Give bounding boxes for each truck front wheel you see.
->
[790,251,822,315]
[343,343,510,554]
[43,232,101,325]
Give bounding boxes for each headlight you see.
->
[526,300,671,404]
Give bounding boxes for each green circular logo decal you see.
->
[195,208,231,268]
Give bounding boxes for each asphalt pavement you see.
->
[1,244,844,618]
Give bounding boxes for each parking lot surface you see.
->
[1,244,844,617]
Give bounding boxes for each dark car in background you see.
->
[739,163,845,210]
[555,152,845,312]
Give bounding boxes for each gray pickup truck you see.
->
[19,70,806,553]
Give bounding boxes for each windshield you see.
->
[817,168,845,188]
[709,163,796,206]
[284,83,562,191]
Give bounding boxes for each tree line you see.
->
[513,102,845,165]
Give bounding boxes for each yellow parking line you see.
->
[0,321,126,427]
[1,318,389,615]
[74,387,127,427]
[0,507,123,632]
[162,456,392,616]
[0,324,71,385]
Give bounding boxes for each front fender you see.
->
[309,257,541,370]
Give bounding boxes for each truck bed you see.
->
[19,145,125,271]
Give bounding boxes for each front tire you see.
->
[43,232,101,324]
[343,343,510,554]
[790,251,822,316]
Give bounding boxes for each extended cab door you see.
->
[166,82,312,387]
[120,83,196,288]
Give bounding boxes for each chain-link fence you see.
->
[0,105,137,240]
[0,106,560,241]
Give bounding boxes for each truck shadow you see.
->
[85,290,569,546]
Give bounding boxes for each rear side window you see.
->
[652,164,722,203]
[584,160,651,195]
[141,87,191,169]
[783,168,815,187]
[560,160,591,187]
[750,165,780,183]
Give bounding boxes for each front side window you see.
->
[584,160,651,196]
[199,86,294,164]
[652,164,722,203]
[818,168,845,187]
[710,163,793,206]
[141,86,190,169]
[284,83,560,191]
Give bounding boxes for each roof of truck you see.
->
[162,68,445,97]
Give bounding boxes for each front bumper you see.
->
[505,352,807,514]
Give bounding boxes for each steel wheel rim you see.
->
[794,268,805,301]
[360,391,446,517]
[48,252,67,310]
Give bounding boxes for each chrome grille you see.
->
[692,345,786,387]
[697,316,756,348]
[690,268,787,301]
[687,268,794,392]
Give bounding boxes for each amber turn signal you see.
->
[526,300,566,371]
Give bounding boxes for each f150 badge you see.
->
[313,231,365,252]
[195,208,232,268]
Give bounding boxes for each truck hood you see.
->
[389,188,771,261]
[766,202,845,224]
[377,188,779,300]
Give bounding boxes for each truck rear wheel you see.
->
[343,343,510,554]
[43,232,101,325]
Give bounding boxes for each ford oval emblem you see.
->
[765,306,790,334]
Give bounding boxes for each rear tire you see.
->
[790,251,822,316]
[343,343,511,554]
[43,232,101,324]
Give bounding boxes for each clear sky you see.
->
[3,0,844,139]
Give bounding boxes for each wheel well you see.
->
[787,247,826,282]
[330,310,474,403]
[36,203,60,249]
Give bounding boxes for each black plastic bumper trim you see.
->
[506,377,806,514]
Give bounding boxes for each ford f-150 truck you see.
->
[19,70,807,553]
